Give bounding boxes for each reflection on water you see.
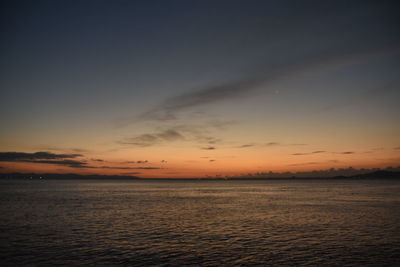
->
[1,179,399,266]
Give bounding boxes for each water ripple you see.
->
[1,179,399,266]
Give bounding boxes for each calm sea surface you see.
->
[1,179,399,266]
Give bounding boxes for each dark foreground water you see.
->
[1,179,399,266]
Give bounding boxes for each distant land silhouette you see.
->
[345,170,400,179]
[0,173,139,180]
[1,170,399,180]
[227,166,400,179]
[222,170,400,180]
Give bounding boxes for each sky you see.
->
[1,0,399,178]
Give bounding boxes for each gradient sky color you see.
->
[1,0,399,178]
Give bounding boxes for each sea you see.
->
[1,179,399,266]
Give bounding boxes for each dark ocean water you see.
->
[1,179,399,266]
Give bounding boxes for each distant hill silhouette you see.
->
[228,166,400,179]
[346,170,400,179]
[228,170,400,180]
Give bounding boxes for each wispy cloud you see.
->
[202,146,216,150]
[119,121,229,147]
[0,152,82,161]
[132,167,161,170]
[236,142,308,149]
[36,146,90,153]
[169,121,231,145]
[265,142,280,146]
[119,129,185,147]
[336,151,355,155]
[288,159,341,166]
[123,160,149,164]
[292,150,355,156]
[0,152,87,168]
[29,159,87,168]
[0,151,161,170]
[115,44,400,126]
[113,45,398,156]
[292,151,326,156]
[237,144,256,148]
[97,166,161,170]
[137,76,267,122]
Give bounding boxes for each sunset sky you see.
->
[1,0,399,178]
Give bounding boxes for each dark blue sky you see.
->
[1,0,399,177]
